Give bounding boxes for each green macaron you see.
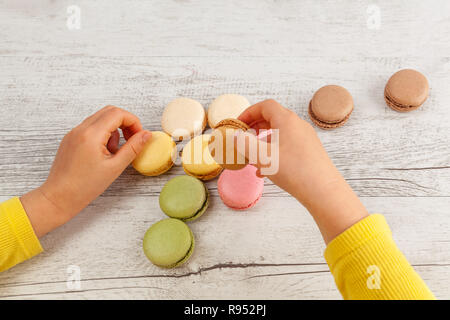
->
[143,218,194,268]
[159,175,209,221]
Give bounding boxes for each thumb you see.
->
[113,130,152,168]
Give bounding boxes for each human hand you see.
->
[238,100,368,243]
[21,106,151,237]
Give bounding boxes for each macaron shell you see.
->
[161,97,206,140]
[310,85,354,124]
[132,131,176,176]
[143,218,194,268]
[207,94,250,128]
[173,228,195,267]
[159,175,208,221]
[218,165,264,210]
[308,101,352,130]
[384,69,429,110]
[181,134,223,180]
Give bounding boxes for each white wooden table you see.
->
[0,0,449,299]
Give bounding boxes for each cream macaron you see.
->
[181,134,223,180]
[161,97,206,141]
[132,131,176,176]
[207,94,250,128]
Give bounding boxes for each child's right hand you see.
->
[20,106,151,237]
[238,100,368,243]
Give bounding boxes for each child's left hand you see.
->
[20,106,151,237]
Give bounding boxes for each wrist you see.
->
[20,185,69,237]
[296,170,369,244]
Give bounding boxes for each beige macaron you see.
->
[161,98,206,141]
[181,134,223,180]
[208,119,249,170]
[308,85,354,129]
[207,94,250,128]
[384,69,429,112]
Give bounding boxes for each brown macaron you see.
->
[384,69,429,112]
[208,119,249,170]
[308,85,354,129]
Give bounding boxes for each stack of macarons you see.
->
[308,68,429,130]
[137,94,265,268]
[143,175,208,268]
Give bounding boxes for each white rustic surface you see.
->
[0,0,449,299]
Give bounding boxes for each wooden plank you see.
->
[0,196,449,299]
[0,56,449,197]
[0,0,449,300]
[1,0,450,58]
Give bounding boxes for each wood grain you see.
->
[0,196,449,299]
[0,56,449,197]
[1,0,450,58]
[0,0,449,299]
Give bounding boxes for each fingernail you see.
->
[142,131,151,143]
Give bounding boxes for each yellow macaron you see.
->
[133,131,176,176]
[181,134,223,180]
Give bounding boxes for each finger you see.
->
[250,120,271,135]
[122,124,142,141]
[235,130,272,173]
[80,105,119,128]
[257,128,273,143]
[92,107,143,142]
[107,130,120,154]
[238,99,288,128]
[112,130,152,168]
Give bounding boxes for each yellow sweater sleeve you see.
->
[0,197,43,272]
[324,214,434,299]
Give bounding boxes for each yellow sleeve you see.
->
[324,214,434,299]
[0,197,43,272]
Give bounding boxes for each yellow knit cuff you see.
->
[1,197,43,259]
[324,214,390,271]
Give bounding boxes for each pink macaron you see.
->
[217,165,264,210]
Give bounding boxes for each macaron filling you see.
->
[183,186,209,221]
[384,89,426,111]
[183,164,223,180]
[308,101,352,126]
[228,191,262,210]
[141,157,174,176]
[170,229,195,268]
